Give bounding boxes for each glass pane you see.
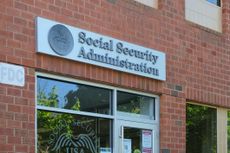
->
[37,110,112,153]
[117,91,155,119]
[123,127,153,153]
[206,0,220,6]
[37,77,112,115]
[186,104,217,153]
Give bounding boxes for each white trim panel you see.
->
[185,0,222,32]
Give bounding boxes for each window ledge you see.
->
[134,0,158,8]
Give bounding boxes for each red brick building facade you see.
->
[0,0,230,153]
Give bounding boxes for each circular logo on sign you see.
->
[48,24,74,56]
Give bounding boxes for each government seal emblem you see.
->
[48,24,74,56]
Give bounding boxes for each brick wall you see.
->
[1,0,230,153]
[0,68,35,153]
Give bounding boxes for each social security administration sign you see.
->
[36,17,166,81]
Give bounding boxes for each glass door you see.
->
[117,120,155,153]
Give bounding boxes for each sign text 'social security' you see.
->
[78,32,159,76]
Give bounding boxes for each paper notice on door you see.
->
[124,139,132,153]
[142,130,152,150]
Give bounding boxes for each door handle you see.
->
[119,125,124,138]
[120,126,124,153]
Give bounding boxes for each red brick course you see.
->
[0,68,35,153]
[0,0,230,152]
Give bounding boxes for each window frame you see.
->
[35,72,160,153]
[186,102,228,153]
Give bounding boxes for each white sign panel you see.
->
[0,63,25,87]
[36,17,166,81]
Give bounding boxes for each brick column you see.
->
[160,94,186,153]
[0,68,35,153]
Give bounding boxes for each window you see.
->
[186,103,230,153]
[37,111,112,153]
[186,103,217,153]
[185,0,222,32]
[207,0,221,6]
[228,111,230,153]
[36,73,159,153]
[36,76,113,153]
[37,77,112,115]
[117,91,155,120]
